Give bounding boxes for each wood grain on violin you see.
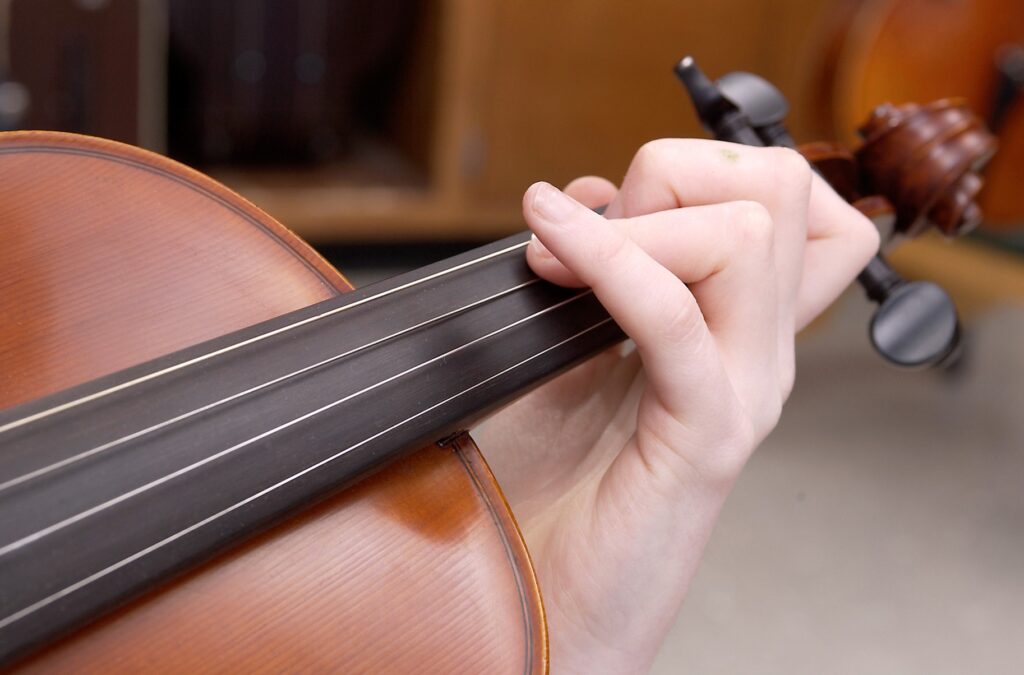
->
[0,132,551,671]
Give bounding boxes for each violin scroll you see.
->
[854,99,998,238]
[675,57,997,369]
[795,101,998,242]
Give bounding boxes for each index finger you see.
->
[522,181,733,420]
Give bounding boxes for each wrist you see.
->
[545,604,662,675]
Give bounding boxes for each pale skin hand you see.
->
[473,139,879,674]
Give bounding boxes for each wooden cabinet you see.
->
[3,0,833,243]
[219,0,833,242]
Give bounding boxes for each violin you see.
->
[0,131,553,671]
[0,61,995,670]
[675,57,995,368]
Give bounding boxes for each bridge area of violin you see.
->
[0,131,546,672]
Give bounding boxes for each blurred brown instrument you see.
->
[813,0,1024,228]
[0,131,547,672]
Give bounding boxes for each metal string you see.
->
[0,315,615,632]
[0,278,543,494]
[0,240,532,435]
[0,289,596,559]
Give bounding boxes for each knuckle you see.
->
[632,139,681,175]
[768,146,813,191]
[729,200,775,252]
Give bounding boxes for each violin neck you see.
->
[0,230,624,663]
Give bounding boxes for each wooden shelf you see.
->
[222,179,522,242]
[178,0,853,243]
[202,1,526,242]
[211,139,521,242]
[189,0,846,243]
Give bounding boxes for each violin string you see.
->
[0,289,596,559]
[0,278,543,495]
[0,240,532,436]
[0,315,615,632]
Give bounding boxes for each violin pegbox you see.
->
[676,56,999,369]
[801,100,998,368]
[854,99,998,238]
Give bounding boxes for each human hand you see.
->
[473,140,879,673]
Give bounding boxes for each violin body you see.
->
[0,132,546,672]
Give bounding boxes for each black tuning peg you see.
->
[858,257,960,368]
[714,70,796,148]
[674,55,961,369]
[672,56,763,146]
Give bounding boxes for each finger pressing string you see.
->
[564,175,619,209]
[522,181,731,421]
[526,176,620,288]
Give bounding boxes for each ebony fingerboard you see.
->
[0,231,624,664]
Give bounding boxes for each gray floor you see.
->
[652,294,1024,674]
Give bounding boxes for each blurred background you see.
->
[1,0,1021,672]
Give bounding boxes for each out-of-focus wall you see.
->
[465,0,831,205]
[0,0,836,242]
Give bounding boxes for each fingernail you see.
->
[531,182,577,222]
[529,233,552,258]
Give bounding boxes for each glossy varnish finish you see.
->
[14,436,543,673]
[0,230,620,660]
[0,131,546,672]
